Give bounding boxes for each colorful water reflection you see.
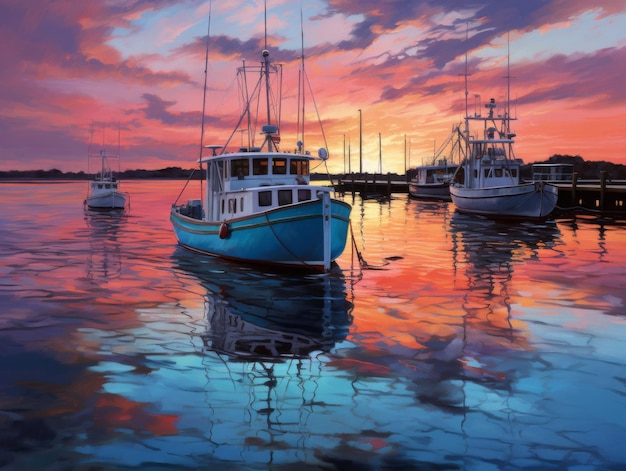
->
[0,181,625,469]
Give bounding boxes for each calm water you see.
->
[1,180,625,470]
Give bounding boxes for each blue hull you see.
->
[171,199,351,270]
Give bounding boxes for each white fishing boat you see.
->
[84,146,128,211]
[449,41,558,219]
[408,125,462,201]
[171,20,351,272]
[409,161,458,201]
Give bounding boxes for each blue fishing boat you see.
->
[171,31,351,272]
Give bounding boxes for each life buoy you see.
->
[219,222,229,239]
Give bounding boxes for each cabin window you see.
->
[253,158,269,175]
[258,190,272,207]
[221,199,225,214]
[231,159,249,179]
[228,198,237,213]
[272,158,287,175]
[105,184,111,189]
[240,197,244,212]
[495,168,503,177]
[290,159,309,175]
[298,189,311,202]
[97,184,103,189]
[511,169,517,177]
[278,189,293,206]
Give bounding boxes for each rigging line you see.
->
[198,0,213,196]
[174,1,212,206]
[263,212,315,269]
[303,71,329,153]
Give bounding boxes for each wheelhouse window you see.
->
[290,158,309,175]
[278,189,293,206]
[272,158,287,175]
[231,158,249,178]
[258,190,272,207]
[253,158,269,175]
[298,189,311,202]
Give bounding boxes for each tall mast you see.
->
[299,6,305,151]
[506,32,511,134]
[463,23,469,136]
[263,0,272,137]
[199,1,212,158]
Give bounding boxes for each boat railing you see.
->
[531,164,574,182]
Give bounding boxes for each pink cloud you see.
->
[1,0,625,173]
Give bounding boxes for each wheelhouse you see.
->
[199,151,323,221]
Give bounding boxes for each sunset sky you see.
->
[1,0,625,174]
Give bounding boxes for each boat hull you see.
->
[450,182,558,219]
[86,191,128,210]
[408,182,452,201]
[171,199,352,271]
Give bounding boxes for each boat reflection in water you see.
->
[171,251,355,460]
[84,210,127,284]
[173,249,354,362]
[447,212,561,391]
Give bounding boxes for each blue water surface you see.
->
[1,180,625,470]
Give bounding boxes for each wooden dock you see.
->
[552,173,626,216]
[336,173,408,197]
[336,171,626,217]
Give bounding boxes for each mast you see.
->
[462,23,473,188]
[261,0,278,152]
[506,32,511,134]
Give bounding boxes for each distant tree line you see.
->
[521,155,626,180]
[0,167,200,180]
[2,155,625,180]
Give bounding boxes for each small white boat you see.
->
[84,147,128,211]
[531,163,574,183]
[171,26,351,272]
[409,160,458,201]
[409,124,462,201]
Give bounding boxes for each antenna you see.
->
[264,0,268,51]
[463,22,470,136]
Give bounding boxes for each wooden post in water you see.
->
[600,170,607,212]
[571,172,578,207]
[387,173,391,196]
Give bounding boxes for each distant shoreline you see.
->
[2,155,626,181]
